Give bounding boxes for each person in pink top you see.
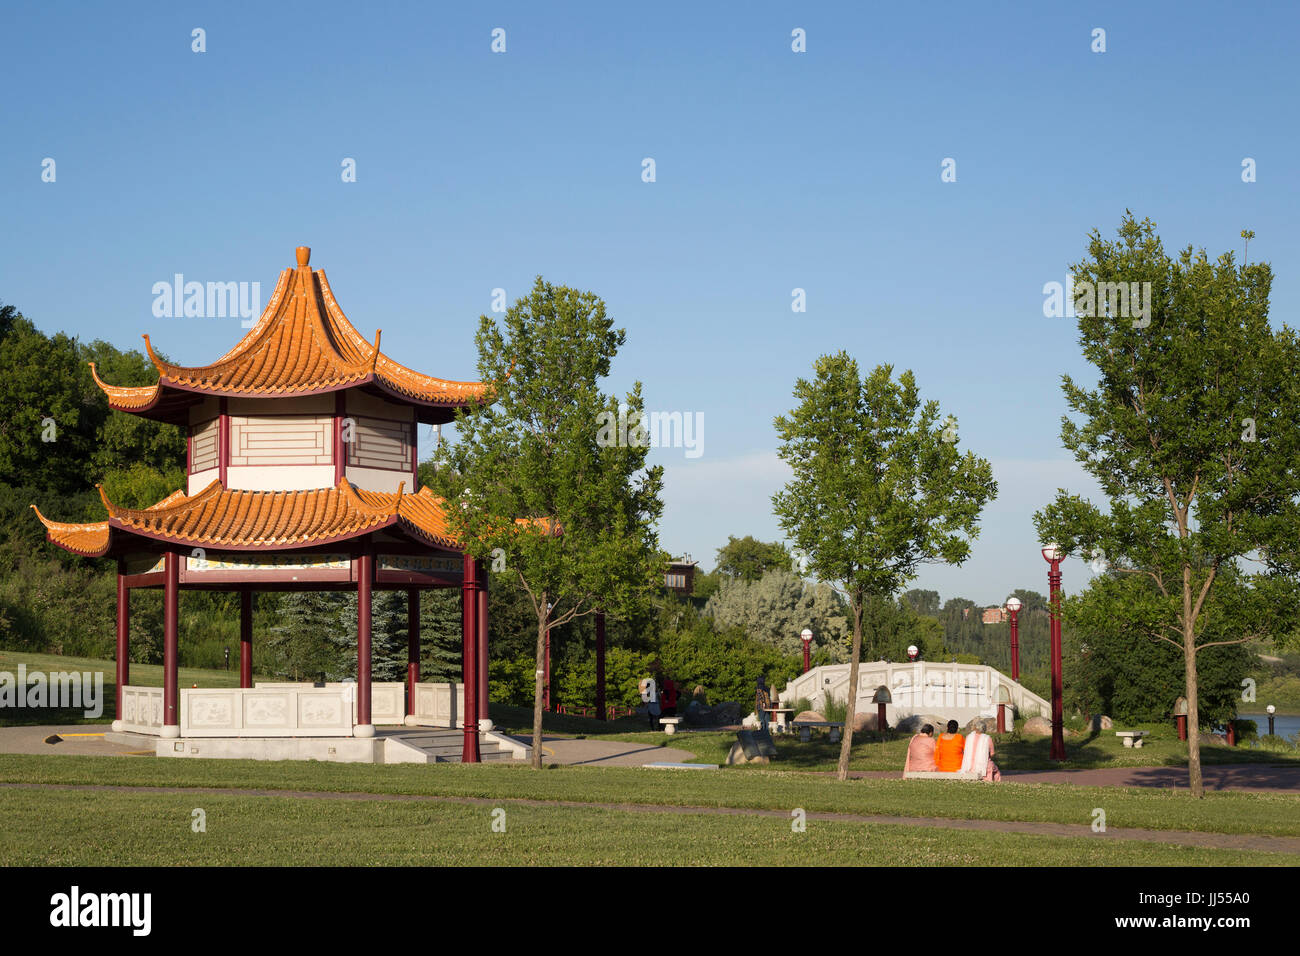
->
[904,724,938,773]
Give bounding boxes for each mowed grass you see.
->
[2,754,1299,838]
[0,787,1293,866]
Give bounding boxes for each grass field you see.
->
[2,786,1294,866]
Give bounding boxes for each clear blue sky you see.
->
[3,1,1296,605]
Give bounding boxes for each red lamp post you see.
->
[800,628,813,674]
[1041,542,1066,761]
[1005,596,1022,680]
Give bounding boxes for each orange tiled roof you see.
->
[31,479,465,557]
[89,247,489,424]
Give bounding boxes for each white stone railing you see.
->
[119,685,164,734]
[412,682,465,728]
[254,682,406,725]
[181,686,354,737]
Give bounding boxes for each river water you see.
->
[1239,712,1300,739]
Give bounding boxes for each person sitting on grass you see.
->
[933,719,965,772]
[904,724,937,773]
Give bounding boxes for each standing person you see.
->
[755,676,772,732]
[933,719,965,772]
[904,724,938,773]
[660,673,678,719]
[639,676,660,731]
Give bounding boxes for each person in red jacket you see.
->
[660,674,678,718]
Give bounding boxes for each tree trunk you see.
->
[531,593,548,770]
[837,597,865,781]
[1184,622,1203,799]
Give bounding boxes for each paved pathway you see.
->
[534,735,698,767]
[3,781,1296,854]
[845,765,1300,793]
[0,725,147,757]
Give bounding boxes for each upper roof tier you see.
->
[89,247,489,425]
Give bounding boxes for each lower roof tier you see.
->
[32,478,463,558]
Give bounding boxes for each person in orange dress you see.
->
[933,719,966,771]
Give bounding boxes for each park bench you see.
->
[792,720,844,743]
[1116,730,1149,748]
[903,770,984,781]
[660,717,682,735]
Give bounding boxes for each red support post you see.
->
[163,551,180,736]
[477,561,489,724]
[357,551,374,734]
[997,703,1007,734]
[1177,714,1188,741]
[239,589,253,688]
[595,610,606,721]
[407,588,420,716]
[877,701,887,734]
[114,568,129,730]
[460,554,480,762]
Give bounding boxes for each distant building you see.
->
[982,606,1008,625]
[665,555,698,595]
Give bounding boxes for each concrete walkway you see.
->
[0,725,149,757]
[0,725,700,767]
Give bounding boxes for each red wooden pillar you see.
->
[239,589,253,688]
[1176,714,1188,741]
[476,561,489,725]
[356,551,374,735]
[113,567,129,731]
[461,554,480,762]
[595,610,606,721]
[162,551,180,737]
[407,588,420,717]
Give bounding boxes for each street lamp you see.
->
[872,685,892,738]
[1040,542,1066,761]
[1173,696,1189,741]
[1004,596,1022,680]
[800,628,813,674]
[994,684,1012,734]
[1267,703,1276,737]
[906,644,919,662]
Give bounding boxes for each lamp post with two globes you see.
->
[1041,542,1066,761]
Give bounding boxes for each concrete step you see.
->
[386,731,522,764]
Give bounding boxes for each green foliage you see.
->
[703,568,849,659]
[714,535,789,582]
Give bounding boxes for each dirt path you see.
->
[4,780,1297,855]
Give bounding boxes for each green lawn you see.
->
[3,754,1299,838]
[1,786,1291,866]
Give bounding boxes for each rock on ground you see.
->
[1022,716,1052,736]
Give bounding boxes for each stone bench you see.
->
[660,717,682,735]
[903,770,984,781]
[792,721,844,743]
[1116,731,1149,748]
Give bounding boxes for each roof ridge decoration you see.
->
[89,247,490,423]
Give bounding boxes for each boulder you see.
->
[725,741,769,765]
[895,714,949,734]
[1022,716,1052,736]
[852,711,878,733]
[794,710,825,723]
[964,716,998,734]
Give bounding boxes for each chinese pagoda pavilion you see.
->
[32,247,518,763]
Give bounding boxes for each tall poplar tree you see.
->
[429,278,664,767]
[1034,215,1300,797]
[773,354,997,779]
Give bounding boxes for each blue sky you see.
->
[3,1,1296,604]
